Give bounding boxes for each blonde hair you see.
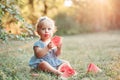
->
[36,16,57,35]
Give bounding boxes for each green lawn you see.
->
[0,31,120,80]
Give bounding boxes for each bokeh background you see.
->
[1,0,120,40]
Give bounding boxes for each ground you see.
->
[0,31,120,80]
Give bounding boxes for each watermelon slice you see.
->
[58,63,76,78]
[51,36,62,46]
[87,63,102,73]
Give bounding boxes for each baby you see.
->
[29,16,73,77]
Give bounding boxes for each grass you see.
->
[0,31,120,80]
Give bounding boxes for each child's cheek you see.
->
[41,30,45,34]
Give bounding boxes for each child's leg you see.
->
[37,61,62,76]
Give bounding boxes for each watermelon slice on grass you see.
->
[58,63,77,78]
[87,63,102,73]
[51,36,62,46]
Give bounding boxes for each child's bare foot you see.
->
[31,73,39,77]
[55,70,63,76]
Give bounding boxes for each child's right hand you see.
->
[57,43,62,49]
[51,36,62,47]
[47,41,55,49]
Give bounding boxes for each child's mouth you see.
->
[44,34,49,37]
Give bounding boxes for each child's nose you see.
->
[45,29,49,32]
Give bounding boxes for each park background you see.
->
[0,0,120,80]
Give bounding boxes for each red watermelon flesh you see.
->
[51,36,62,46]
[87,63,102,73]
[58,63,76,78]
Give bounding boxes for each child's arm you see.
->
[34,42,54,58]
[55,44,62,56]
[33,46,49,58]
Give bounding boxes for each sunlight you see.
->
[64,0,72,7]
[97,0,106,3]
[95,0,109,5]
[90,0,113,31]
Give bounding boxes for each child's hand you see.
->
[47,41,55,49]
[57,43,62,49]
[51,36,62,47]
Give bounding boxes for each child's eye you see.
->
[41,28,45,30]
[48,28,51,30]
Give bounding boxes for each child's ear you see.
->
[36,30,41,36]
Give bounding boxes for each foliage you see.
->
[0,0,66,41]
[0,26,8,41]
[1,0,120,41]
[0,0,36,41]
[0,0,24,23]
[55,13,80,34]
[54,13,89,35]
[0,0,24,41]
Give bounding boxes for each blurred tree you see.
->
[1,0,120,41]
[109,0,120,29]
[0,0,24,40]
[0,0,24,26]
[72,0,120,31]
[0,0,66,40]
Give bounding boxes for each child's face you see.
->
[39,24,54,41]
